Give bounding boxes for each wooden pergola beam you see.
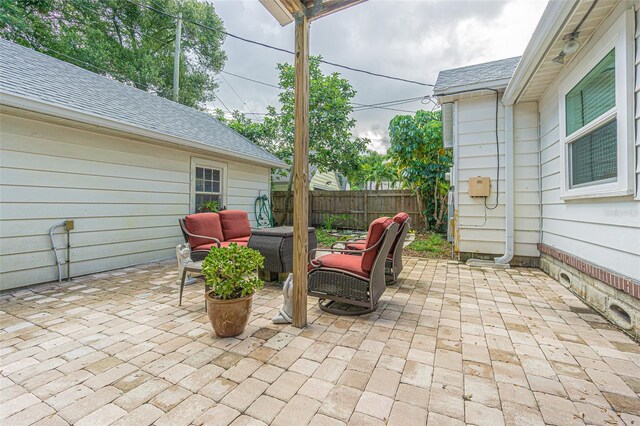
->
[292,13,310,328]
[260,0,367,328]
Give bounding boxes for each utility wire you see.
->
[221,71,281,89]
[215,69,431,113]
[125,0,435,87]
[220,73,248,107]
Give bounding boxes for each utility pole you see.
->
[173,10,182,102]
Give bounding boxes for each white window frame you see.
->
[190,157,228,213]
[558,10,634,200]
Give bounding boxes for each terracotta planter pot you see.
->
[205,291,253,337]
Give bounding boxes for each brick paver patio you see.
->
[1,258,639,425]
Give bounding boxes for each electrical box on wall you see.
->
[468,177,491,197]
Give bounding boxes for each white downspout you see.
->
[495,104,514,265]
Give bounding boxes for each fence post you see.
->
[363,191,368,228]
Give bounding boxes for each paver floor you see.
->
[1,258,639,425]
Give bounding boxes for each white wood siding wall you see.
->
[537,5,640,280]
[455,95,540,257]
[636,7,640,199]
[0,113,271,290]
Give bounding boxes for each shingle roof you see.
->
[0,40,285,167]
[434,56,521,94]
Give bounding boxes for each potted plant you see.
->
[201,243,264,337]
[198,200,220,213]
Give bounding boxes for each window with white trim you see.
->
[566,49,616,188]
[191,158,227,213]
[559,10,634,199]
[195,166,222,211]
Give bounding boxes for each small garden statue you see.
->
[176,244,196,286]
[272,273,293,324]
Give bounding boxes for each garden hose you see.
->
[254,194,274,228]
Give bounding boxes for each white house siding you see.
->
[636,6,640,200]
[310,171,340,191]
[0,113,271,290]
[454,94,540,258]
[537,6,640,281]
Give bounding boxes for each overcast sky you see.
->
[209,0,547,152]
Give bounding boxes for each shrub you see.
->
[201,244,264,299]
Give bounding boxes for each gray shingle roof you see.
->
[434,56,521,94]
[0,40,285,167]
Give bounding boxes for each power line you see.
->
[214,69,429,112]
[221,71,280,89]
[220,73,247,107]
[125,0,435,87]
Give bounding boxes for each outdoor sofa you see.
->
[178,210,252,261]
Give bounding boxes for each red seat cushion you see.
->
[228,236,250,243]
[193,241,247,252]
[361,217,393,272]
[219,210,251,241]
[308,254,369,278]
[185,213,224,249]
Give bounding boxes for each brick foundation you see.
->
[538,243,639,299]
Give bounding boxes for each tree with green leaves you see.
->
[1,0,226,108]
[347,150,398,191]
[388,110,451,231]
[220,57,367,224]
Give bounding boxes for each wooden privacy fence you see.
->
[271,190,427,230]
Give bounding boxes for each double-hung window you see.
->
[191,158,227,213]
[559,10,634,199]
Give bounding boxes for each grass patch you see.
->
[404,232,451,259]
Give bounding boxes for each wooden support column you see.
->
[292,13,310,328]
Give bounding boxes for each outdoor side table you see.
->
[179,260,203,307]
[248,226,317,281]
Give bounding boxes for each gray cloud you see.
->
[210,0,547,152]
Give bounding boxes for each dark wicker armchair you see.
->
[336,212,410,284]
[308,218,399,315]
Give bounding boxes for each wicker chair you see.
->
[308,218,399,315]
[337,212,410,284]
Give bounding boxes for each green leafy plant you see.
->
[2,0,227,109]
[201,244,264,299]
[323,214,349,230]
[199,200,219,213]
[388,110,452,231]
[316,229,338,248]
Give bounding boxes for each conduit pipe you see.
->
[49,221,67,283]
[495,104,514,265]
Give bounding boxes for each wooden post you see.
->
[292,13,310,328]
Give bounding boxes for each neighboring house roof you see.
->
[434,56,521,95]
[0,40,285,168]
[272,164,320,183]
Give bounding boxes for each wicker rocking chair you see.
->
[337,212,411,285]
[308,217,399,315]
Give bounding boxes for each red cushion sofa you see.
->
[178,210,252,261]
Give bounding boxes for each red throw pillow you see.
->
[361,217,393,272]
[185,213,224,248]
[219,210,251,241]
